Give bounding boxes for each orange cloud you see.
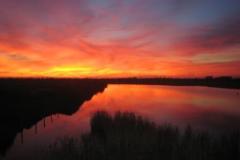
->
[0,0,240,77]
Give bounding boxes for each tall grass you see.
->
[41,111,240,160]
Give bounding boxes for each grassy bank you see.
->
[40,111,240,160]
[0,79,107,156]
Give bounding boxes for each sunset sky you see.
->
[0,0,240,78]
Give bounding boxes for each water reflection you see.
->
[80,85,240,131]
[3,85,240,159]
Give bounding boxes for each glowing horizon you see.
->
[0,0,240,78]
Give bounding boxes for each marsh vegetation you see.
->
[40,111,240,160]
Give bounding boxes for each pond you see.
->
[4,85,240,159]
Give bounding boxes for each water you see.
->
[4,85,240,159]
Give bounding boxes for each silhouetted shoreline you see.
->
[1,77,240,89]
[0,79,107,156]
[102,77,240,89]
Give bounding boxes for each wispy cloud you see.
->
[0,0,239,77]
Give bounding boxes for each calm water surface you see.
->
[5,85,240,159]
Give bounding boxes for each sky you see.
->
[0,0,240,78]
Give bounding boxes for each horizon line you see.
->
[0,76,240,79]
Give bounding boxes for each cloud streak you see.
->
[0,0,239,77]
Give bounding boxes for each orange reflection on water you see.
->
[80,85,240,129]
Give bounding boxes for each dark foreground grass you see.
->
[40,111,240,160]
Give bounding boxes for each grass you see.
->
[38,111,240,160]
